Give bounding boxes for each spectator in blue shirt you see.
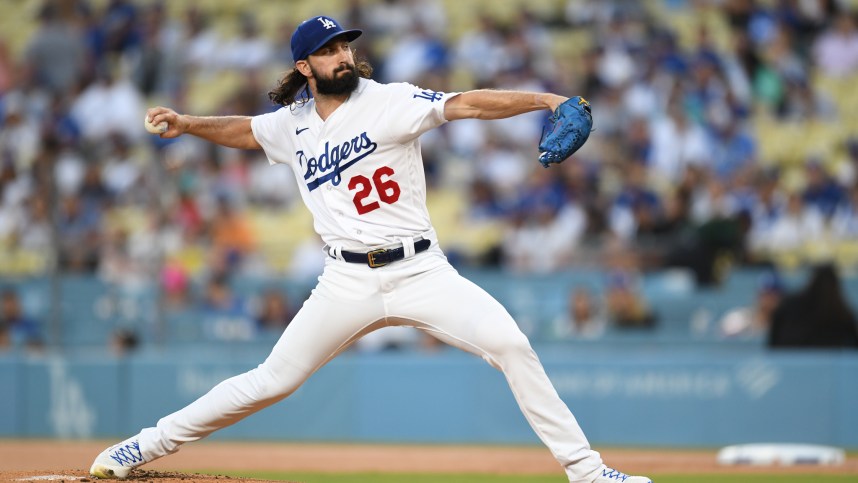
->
[0,288,43,351]
[802,159,846,218]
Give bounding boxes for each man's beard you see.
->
[312,63,359,96]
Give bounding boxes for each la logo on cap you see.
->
[290,15,362,61]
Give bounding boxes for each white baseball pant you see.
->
[137,245,603,482]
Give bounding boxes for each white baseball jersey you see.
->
[251,78,455,250]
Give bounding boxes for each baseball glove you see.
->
[538,96,593,168]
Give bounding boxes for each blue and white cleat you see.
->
[89,437,146,479]
[590,465,653,483]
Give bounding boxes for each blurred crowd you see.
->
[2,0,858,349]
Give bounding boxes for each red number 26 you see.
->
[348,166,401,215]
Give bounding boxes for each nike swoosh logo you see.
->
[296,127,309,135]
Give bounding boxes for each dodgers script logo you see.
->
[298,132,378,191]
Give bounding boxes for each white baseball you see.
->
[144,114,168,134]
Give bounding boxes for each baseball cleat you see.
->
[89,437,146,479]
[590,465,653,482]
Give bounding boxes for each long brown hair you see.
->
[268,59,374,107]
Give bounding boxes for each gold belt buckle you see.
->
[367,248,388,268]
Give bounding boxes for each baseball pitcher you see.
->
[90,16,650,483]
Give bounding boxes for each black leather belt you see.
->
[340,239,431,268]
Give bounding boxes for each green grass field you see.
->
[216,471,858,482]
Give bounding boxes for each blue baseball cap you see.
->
[291,16,362,61]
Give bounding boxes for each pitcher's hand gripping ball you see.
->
[537,96,593,168]
[144,114,168,134]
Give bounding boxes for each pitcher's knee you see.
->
[245,362,308,403]
[484,329,534,361]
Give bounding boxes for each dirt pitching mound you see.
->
[1,470,292,483]
[1,441,856,481]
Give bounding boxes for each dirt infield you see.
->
[1,440,856,482]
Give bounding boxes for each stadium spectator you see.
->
[467,178,506,221]
[762,192,825,257]
[812,11,858,78]
[609,161,661,241]
[801,159,846,218]
[476,136,530,202]
[834,138,858,186]
[747,169,787,257]
[181,7,221,73]
[14,196,52,253]
[173,190,205,241]
[160,260,191,310]
[502,169,585,273]
[779,77,837,122]
[382,21,448,84]
[664,178,751,286]
[762,24,807,92]
[131,2,183,98]
[830,186,858,240]
[0,94,41,170]
[24,3,88,95]
[254,288,293,333]
[648,101,711,184]
[101,133,142,200]
[101,0,141,56]
[200,274,254,341]
[70,62,146,143]
[110,327,139,357]
[549,286,607,340]
[602,246,657,329]
[220,13,273,72]
[690,177,741,224]
[768,263,858,348]
[56,193,101,272]
[719,271,784,338]
[209,195,256,271]
[0,39,14,95]
[707,117,756,182]
[98,227,139,284]
[0,165,27,242]
[454,13,504,85]
[604,269,656,330]
[0,288,43,352]
[512,8,555,79]
[720,29,755,105]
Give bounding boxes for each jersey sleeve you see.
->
[384,83,460,144]
[251,108,294,166]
